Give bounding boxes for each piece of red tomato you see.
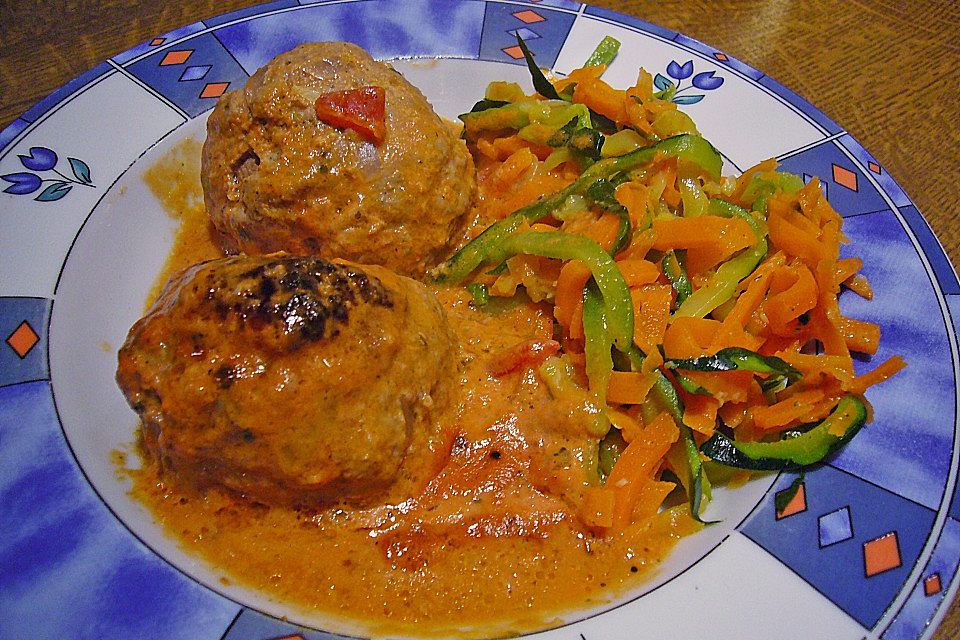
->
[314,85,386,145]
[488,339,562,377]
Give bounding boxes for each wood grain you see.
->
[2,1,958,637]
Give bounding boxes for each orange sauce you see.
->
[131,137,698,637]
[142,137,225,305]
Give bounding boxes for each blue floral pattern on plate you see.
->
[654,59,724,104]
[1,146,94,202]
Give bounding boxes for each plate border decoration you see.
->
[1,1,958,639]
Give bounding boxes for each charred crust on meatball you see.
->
[117,252,459,509]
[195,255,393,345]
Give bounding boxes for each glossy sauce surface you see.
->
[134,137,696,637]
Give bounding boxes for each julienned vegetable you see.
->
[442,35,904,529]
[486,231,633,350]
[431,133,722,284]
[584,35,622,68]
[665,347,801,380]
[700,395,868,469]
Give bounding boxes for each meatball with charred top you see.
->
[116,253,458,508]
[202,42,476,277]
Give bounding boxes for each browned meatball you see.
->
[116,253,458,508]
[201,42,476,277]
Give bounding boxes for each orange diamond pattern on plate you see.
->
[832,163,858,191]
[864,531,902,577]
[160,49,193,66]
[714,52,729,62]
[924,573,942,596]
[868,161,882,174]
[512,9,545,23]
[200,82,230,99]
[269,635,305,640]
[6,320,39,359]
[775,483,807,520]
[502,45,525,60]
[150,37,166,47]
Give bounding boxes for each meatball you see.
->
[201,42,476,276]
[116,253,458,508]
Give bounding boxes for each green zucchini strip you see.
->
[433,134,721,284]
[516,34,561,100]
[665,347,801,380]
[582,281,614,401]
[487,231,634,350]
[584,35,621,68]
[700,395,868,470]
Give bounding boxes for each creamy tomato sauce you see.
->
[132,136,697,637]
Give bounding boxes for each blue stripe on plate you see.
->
[757,74,843,135]
[777,139,890,217]
[880,516,960,639]
[223,608,347,639]
[479,1,577,66]
[125,32,250,118]
[214,0,485,74]
[203,0,300,28]
[898,204,960,296]
[580,4,676,40]
[21,62,113,124]
[0,297,50,388]
[837,133,913,208]
[0,382,239,640]
[507,0,582,10]
[112,21,207,65]
[0,118,29,154]
[832,209,955,510]
[672,32,764,81]
[741,466,936,630]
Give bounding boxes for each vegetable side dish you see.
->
[118,38,904,637]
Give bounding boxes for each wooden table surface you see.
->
[2,0,958,637]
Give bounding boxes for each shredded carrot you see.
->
[580,486,616,529]
[836,316,881,355]
[631,284,672,354]
[580,213,622,252]
[651,215,754,263]
[844,273,874,300]
[554,260,592,329]
[568,297,585,341]
[553,65,606,95]
[835,257,862,284]
[682,370,755,404]
[572,77,628,124]
[763,262,818,330]
[709,255,780,350]
[607,370,657,405]
[616,259,660,287]
[455,59,905,539]
[657,162,681,209]
[607,409,644,443]
[615,182,651,231]
[850,355,907,394]
[752,389,826,432]
[768,197,825,266]
[682,392,720,436]
[606,412,679,529]
[663,317,721,359]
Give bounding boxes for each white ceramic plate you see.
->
[2,2,959,639]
